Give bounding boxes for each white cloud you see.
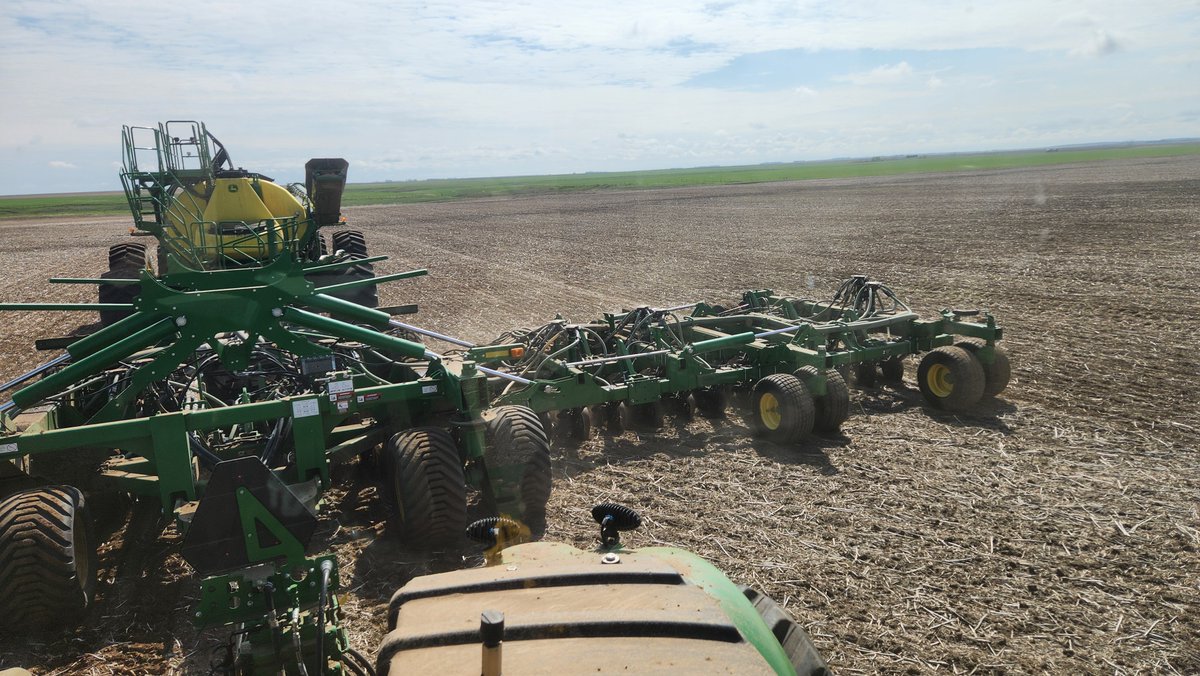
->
[838,61,915,86]
[48,161,77,169]
[1070,29,1121,57]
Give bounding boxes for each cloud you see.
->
[1070,29,1120,58]
[838,61,915,86]
[48,160,77,169]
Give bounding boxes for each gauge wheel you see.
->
[749,373,814,443]
[917,346,985,411]
[953,338,1011,397]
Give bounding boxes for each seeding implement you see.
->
[0,121,1007,673]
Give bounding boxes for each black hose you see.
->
[316,559,333,674]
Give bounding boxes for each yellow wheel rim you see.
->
[926,363,954,397]
[759,392,782,430]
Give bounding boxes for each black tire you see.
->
[749,374,814,443]
[794,366,850,434]
[738,585,830,676]
[326,230,377,308]
[953,338,1011,398]
[917,346,986,411]
[620,401,663,431]
[0,485,98,630]
[484,406,552,534]
[692,387,729,419]
[99,243,146,327]
[383,427,467,549]
[853,361,877,388]
[566,406,595,441]
[880,357,905,382]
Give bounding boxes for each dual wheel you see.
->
[917,340,1010,411]
[381,406,551,550]
[749,368,850,444]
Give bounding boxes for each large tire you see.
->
[917,346,985,411]
[325,230,378,308]
[749,374,814,444]
[739,586,830,676]
[484,406,552,534]
[99,243,146,327]
[853,361,877,388]
[383,428,466,550]
[0,486,98,630]
[954,338,1011,398]
[795,366,850,434]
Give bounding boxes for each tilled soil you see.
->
[0,156,1197,674]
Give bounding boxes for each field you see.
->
[2,143,1198,219]
[0,155,1197,674]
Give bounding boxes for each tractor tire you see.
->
[325,230,378,308]
[749,374,814,444]
[880,357,905,383]
[739,585,830,676]
[794,366,850,434]
[692,387,729,419]
[953,338,1011,398]
[484,406,552,534]
[917,346,985,411]
[383,427,467,550]
[0,485,98,630]
[99,243,146,327]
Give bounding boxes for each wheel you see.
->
[566,406,594,441]
[738,585,830,676]
[917,346,986,411]
[953,338,1011,397]
[484,406,552,534]
[692,387,729,419]
[324,230,377,308]
[749,374,814,443]
[853,361,877,388]
[880,357,905,382]
[99,243,146,327]
[794,366,850,434]
[0,485,98,630]
[620,401,664,431]
[382,427,466,549]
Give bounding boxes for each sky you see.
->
[1,1,1197,195]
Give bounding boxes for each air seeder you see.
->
[0,121,1008,673]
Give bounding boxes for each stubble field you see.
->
[0,155,1197,674]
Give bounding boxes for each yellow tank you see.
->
[164,176,310,266]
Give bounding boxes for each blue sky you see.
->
[1,1,1197,194]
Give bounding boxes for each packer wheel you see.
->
[383,427,467,549]
[692,387,729,419]
[749,374,814,444]
[880,357,905,382]
[0,485,98,630]
[484,406,552,534]
[853,361,877,388]
[917,346,985,411]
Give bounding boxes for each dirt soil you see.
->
[0,156,1197,674]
